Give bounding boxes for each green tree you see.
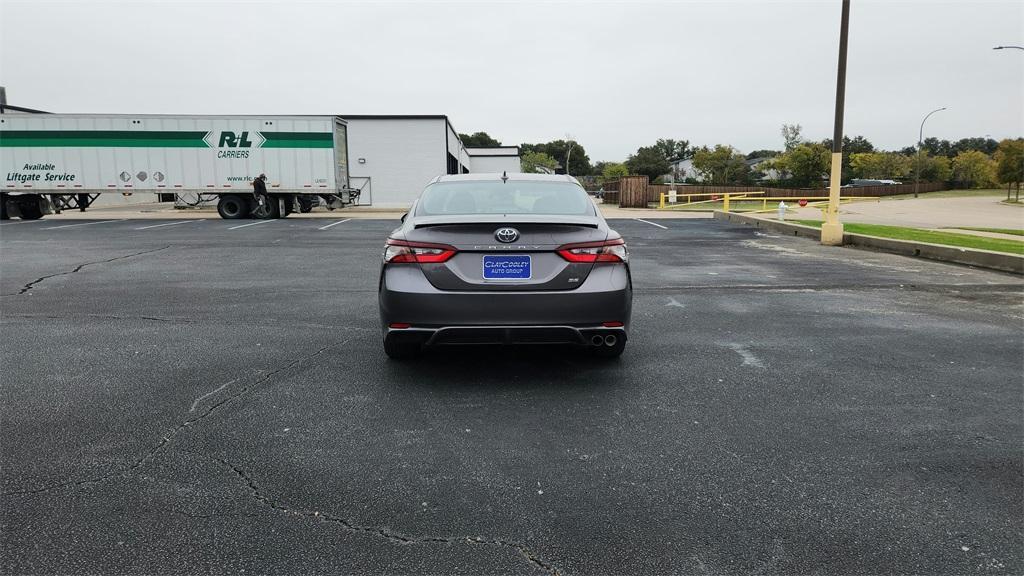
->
[601,162,629,181]
[691,145,750,185]
[777,143,830,187]
[822,135,875,182]
[920,137,1000,158]
[626,146,671,183]
[849,152,912,179]
[520,140,591,175]
[746,149,781,160]
[520,151,559,174]
[951,150,997,188]
[910,154,952,183]
[994,138,1024,199]
[653,138,691,162]
[951,137,999,157]
[459,132,502,147]
[781,123,803,152]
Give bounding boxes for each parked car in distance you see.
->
[846,178,902,187]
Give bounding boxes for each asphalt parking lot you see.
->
[1,215,1022,575]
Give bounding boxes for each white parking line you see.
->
[317,218,351,230]
[227,220,275,230]
[134,220,200,230]
[633,218,668,229]
[41,219,126,230]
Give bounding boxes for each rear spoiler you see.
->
[413,214,600,229]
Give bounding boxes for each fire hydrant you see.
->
[777,201,788,221]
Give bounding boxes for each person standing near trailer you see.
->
[252,173,269,213]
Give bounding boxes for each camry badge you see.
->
[494,227,519,243]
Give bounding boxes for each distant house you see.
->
[746,157,781,181]
[668,158,698,182]
[666,156,781,183]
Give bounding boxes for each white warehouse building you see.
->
[342,115,521,208]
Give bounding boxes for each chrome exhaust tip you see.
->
[604,334,618,347]
[590,334,605,346]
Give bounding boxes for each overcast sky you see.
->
[1,0,1021,161]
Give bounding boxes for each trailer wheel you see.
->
[253,197,281,220]
[0,194,8,220]
[18,200,43,220]
[298,196,315,213]
[217,195,250,219]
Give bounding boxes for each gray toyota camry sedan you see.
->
[378,173,632,359]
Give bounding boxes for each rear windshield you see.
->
[416,181,595,216]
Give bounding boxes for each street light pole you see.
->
[821,0,851,246]
[915,107,946,198]
[564,134,575,177]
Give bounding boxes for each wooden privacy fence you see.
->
[618,176,650,208]
[605,181,947,207]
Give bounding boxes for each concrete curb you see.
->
[713,211,1024,275]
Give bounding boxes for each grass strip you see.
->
[793,220,1024,255]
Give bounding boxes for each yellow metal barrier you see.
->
[659,190,764,210]
[659,191,879,213]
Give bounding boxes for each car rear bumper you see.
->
[379,263,631,344]
[384,324,627,347]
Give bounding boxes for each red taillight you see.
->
[389,323,411,329]
[556,238,628,263]
[602,321,624,327]
[383,238,457,264]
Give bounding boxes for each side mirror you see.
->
[400,213,407,222]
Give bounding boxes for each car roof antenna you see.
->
[501,171,508,183]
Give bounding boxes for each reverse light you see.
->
[383,238,457,264]
[557,238,628,263]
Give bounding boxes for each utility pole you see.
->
[564,134,575,177]
[821,0,851,246]
[915,107,946,198]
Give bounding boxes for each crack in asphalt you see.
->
[1,246,172,296]
[0,313,192,323]
[210,455,562,576]
[0,313,373,331]
[0,341,347,497]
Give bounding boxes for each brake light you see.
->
[557,238,628,263]
[383,238,457,263]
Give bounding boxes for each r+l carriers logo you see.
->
[205,131,265,159]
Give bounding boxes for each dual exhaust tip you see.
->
[590,334,618,347]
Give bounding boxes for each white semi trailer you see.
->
[0,114,353,219]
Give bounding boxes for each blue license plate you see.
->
[482,254,531,280]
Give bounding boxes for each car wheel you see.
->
[384,339,420,359]
[588,339,625,359]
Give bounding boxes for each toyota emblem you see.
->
[494,227,519,243]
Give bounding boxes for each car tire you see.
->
[217,195,250,219]
[588,339,625,359]
[384,339,420,359]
